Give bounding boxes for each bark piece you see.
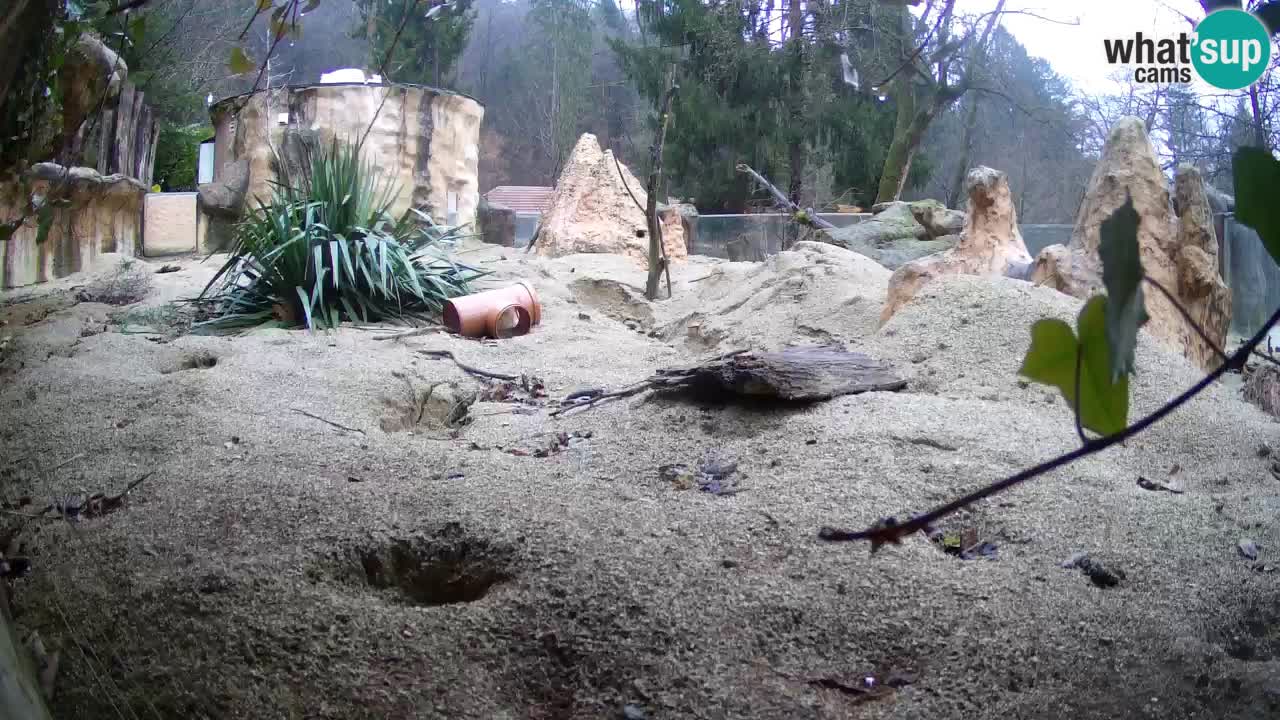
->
[556,347,906,415]
[672,346,907,401]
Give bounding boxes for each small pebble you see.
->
[622,704,647,720]
[1238,538,1260,561]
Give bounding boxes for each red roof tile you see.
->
[485,186,554,214]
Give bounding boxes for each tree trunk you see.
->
[875,78,916,204]
[875,93,935,204]
[946,92,980,208]
[1249,83,1268,149]
[645,66,677,300]
[786,0,806,206]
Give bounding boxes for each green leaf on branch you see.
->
[1097,195,1148,381]
[35,205,55,246]
[228,47,255,75]
[1019,296,1130,437]
[1233,147,1280,267]
[127,14,146,45]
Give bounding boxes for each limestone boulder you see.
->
[825,202,928,249]
[908,199,966,239]
[198,157,250,220]
[62,34,125,145]
[882,167,1032,323]
[857,237,958,270]
[535,134,687,263]
[478,198,517,247]
[1173,164,1232,369]
[1028,117,1230,371]
[197,157,251,252]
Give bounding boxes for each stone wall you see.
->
[0,31,156,289]
[209,83,484,229]
[1,165,144,289]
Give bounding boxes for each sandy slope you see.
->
[1,241,1278,719]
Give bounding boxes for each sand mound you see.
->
[652,240,891,352]
[3,243,1279,719]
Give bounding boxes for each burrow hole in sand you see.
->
[346,525,515,606]
[1212,596,1280,662]
[161,351,218,374]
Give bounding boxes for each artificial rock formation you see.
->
[534,134,687,263]
[1,164,144,288]
[1029,117,1231,371]
[881,167,1032,323]
[197,156,250,252]
[824,200,962,270]
[209,84,483,228]
[908,199,966,238]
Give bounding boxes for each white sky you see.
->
[943,0,1208,92]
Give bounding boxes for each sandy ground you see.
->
[2,240,1279,719]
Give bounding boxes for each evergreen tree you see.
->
[359,0,477,87]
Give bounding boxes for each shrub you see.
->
[153,125,210,192]
[77,258,153,306]
[195,139,485,333]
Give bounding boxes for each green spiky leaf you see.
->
[1097,196,1148,381]
[1234,147,1280,267]
[1019,297,1130,437]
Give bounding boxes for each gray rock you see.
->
[1237,538,1260,561]
[824,202,928,247]
[198,157,251,220]
[908,199,966,239]
[820,203,957,269]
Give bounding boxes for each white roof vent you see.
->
[319,69,383,85]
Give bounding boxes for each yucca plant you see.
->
[194,138,486,333]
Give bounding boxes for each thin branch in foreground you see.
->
[357,0,427,153]
[819,302,1280,551]
[1141,275,1234,367]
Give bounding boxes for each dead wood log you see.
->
[554,346,905,415]
[735,163,837,231]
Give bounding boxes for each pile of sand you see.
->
[1,242,1278,719]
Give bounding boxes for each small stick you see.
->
[550,382,654,417]
[290,408,365,434]
[371,326,449,342]
[49,453,86,472]
[417,349,519,382]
